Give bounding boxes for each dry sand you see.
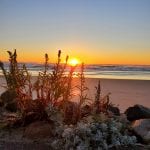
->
[0,76,150,112]
[84,78,150,112]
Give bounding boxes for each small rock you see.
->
[108,105,120,116]
[0,90,17,103]
[0,90,18,112]
[23,121,54,139]
[125,105,150,121]
[132,119,150,144]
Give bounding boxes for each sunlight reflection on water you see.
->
[1,66,150,80]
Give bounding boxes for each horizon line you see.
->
[1,60,150,66]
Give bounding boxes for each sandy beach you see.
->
[84,78,150,112]
[0,76,150,149]
[0,76,150,112]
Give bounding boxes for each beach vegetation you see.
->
[75,63,91,123]
[94,80,111,115]
[0,49,121,124]
[0,50,139,149]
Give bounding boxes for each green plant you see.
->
[33,50,70,107]
[0,50,18,90]
[74,63,91,123]
[33,50,76,124]
[16,64,33,113]
[62,64,76,124]
[94,80,111,114]
[94,80,101,114]
[50,50,70,106]
[0,50,33,113]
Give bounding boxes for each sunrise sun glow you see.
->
[68,58,80,66]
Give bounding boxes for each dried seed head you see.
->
[45,53,49,62]
[58,50,61,58]
[14,49,17,57]
[66,55,69,63]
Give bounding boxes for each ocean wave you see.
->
[1,63,150,80]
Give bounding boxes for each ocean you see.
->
[1,63,150,80]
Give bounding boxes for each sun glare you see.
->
[69,58,80,66]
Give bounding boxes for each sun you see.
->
[68,58,80,66]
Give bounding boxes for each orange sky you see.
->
[1,47,150,65]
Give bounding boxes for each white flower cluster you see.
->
[51,119,137,150]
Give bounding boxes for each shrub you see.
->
[94,80,111,114]
[0,50,78,124]
[0,49,113,125]
[0,50,33,113]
